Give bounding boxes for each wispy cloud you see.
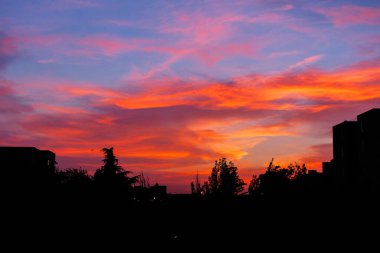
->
[314,5,380,27]
[269,50,302,58]
[45,0,101,10]
[37,58,56,64]
[287,54,323,70]
[104,19,131,27]
[279,4,294,11]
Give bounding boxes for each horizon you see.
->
[1,0,380,193]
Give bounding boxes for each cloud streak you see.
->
[315,4,380,27]
[288,54,323,70]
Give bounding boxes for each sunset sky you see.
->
[1,0,380,192]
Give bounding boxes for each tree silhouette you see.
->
[248,174,260,195]
[137,172,150,188]
[94,147,137,191]
[58,168,92,187]
[249,159,307,197]
[206,158,245,196]
[190,171,202,195]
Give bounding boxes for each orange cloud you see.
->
[3,58,380,193]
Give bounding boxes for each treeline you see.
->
[58,148,320,199]
[191,158,325,199]
[56,147,138,193]
[5,147,378,246]
[8,146,326,200]
[52,147,171,204]
[5,147,166,202]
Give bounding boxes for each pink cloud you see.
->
[159,12,236,45]
[77,35,139,56]
[66,0,100,8]
[14,34,67,47]
[104,19,131,27]
[279,4,294,11]
[45,0,101,10]
[69,35,156,57]
[9,33,152,58]
[288,54,323,70]
[0,80,33,116]
[315,5,380,27]
[194,42,256,66]
[235,12,315,34]
[37,58,56,64]
[0,36,18,56]
[246,13,285,23]
[269,50,302,57]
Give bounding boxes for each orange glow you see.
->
[3,57,380,192]
[61,65,378,112]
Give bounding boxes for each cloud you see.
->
[0,35,19,71]
[0,82,33,114]
[300,143,332,169]
[104,19,131,27]
[4,5,316,75]
[279,4,294,11]
[37,58,56,64]
[0,34,32,122]
[45,0,101,10]
[157,12,237,44]
[0,79,34,148]
[315,5,380,27]
[269,50,302,58]
[288,54,323,70]
[77,35,148,56]
[4,58,380,186]
[193,42,256,66]
[2,0,380,192]
[9,33,150,58]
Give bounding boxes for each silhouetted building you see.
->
[307,170,319,176]
[357,109,380,192]
[322,161,333,176]
[323,109,380,194]
[333,120,361,189]
[133,183,167,202]
[0,147,56,189]
[150,183,167,200]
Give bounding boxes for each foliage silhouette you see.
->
[94,147,138,191]
[248,174,259,195]
[57,168,92,190]
[203,158,245,196]
[137,171,150,188]
[249,158,307,198]
[190,171,203,195]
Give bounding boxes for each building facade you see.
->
[0,147,56,189]
[323,109,380,194]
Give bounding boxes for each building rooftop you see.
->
[357,108,380,119]
[333,120,358,129]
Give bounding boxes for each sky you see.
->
[1,0,380,193]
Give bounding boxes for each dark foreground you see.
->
[3,191,379,250]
